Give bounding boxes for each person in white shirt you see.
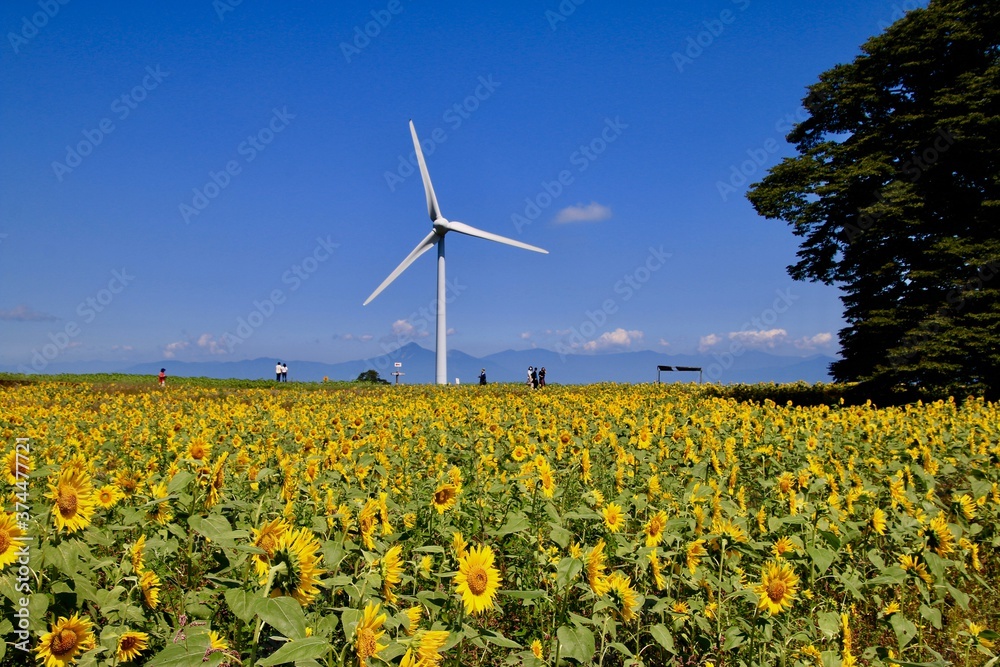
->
[276,362,282,382]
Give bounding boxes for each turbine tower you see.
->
[364,120,548,384]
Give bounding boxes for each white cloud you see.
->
[196,333,228,355]
[794,332,834,350]
[698,334,722,352]
[446,328,456,335]
[111,345,135,351]
[390,319,429,339]
[658,338,671,348]
[583,328,644,352]
[360,334,374,342]
[728,329,788,349]
[0,304,58,321]
[163,341,189,358]
[520,331,532,340]
[554,201,612,224]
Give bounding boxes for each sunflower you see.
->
[923,514,955,556]
[251,517,289,577]
[585,540,610,596]
[358,498,380,550]
[648,549,666,591]
[772,536,797,558]
[186,438,211,461]
[49,467,96,533]
[455,544,501,614]
[208,631,229,651]
[538,461,556,498]
[606,571,640,622]
[645,510,668,547]
[403,605,422,635]
[139,569,161,609]
[205,452,228,508]
[0,512,25,569]
[380,544,404,603]
[452,531,467,559]
[95,485,122,510]
[114,470,142,497]
[871,507,887,535]
[146,482,172,525]
[115,631,149,662]
[511,445,528,462]
[899,554,934,584]
[412,629,450,666]
[268,526,325,605]
[4,449,30,484]
[671,600,691,616]
[354,602,388,667]
[754,560,799,616]
[602,502,624,533]
[686,539,708,573]
[131,535,147,574]
[432,484,459,514]
[580,448,592,482]
[35,613,94,667]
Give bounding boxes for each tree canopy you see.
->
[747,0,1000,400]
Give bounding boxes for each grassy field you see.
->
[1,375,998,666]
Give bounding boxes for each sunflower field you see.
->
[1,378,999,667]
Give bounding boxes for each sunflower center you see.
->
[51,629,79,656]
[0,530,10,554]
[434,489,453,504]
[57,488,78,518]
[467,565,489,595]
[356,628,377,658]
[119,636,138,651]
[767,579,787,603]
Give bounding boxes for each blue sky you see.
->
[0,0,923,372]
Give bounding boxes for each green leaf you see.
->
[167,470,196,494]
[946,583,970,610]
[146,636,213,667]
[257,597,307,640]
[549,523,572,548]
[482,630,521,649]
[501,589,546,600]
[807,546,837,575]
[650,624,675,654]
[255,637,333,666]
[493,512,530,537]
[817,611,840,638]
[609,642,633,657]
[919,604,942,630]
[556,625,596,663]
[723,626,746,650]
[890,614,918,648]
[224,589,262,624]
[555,557,583,589]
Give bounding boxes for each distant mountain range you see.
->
[4,343,835,385]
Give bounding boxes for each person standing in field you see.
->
[527,366,533,387]
[276,362,283,382]
[281,362,288,382]
[158,368,166,386]
[531,366,539,389]
[479,368,487,385]
[539,367,546,387]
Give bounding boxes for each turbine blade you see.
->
[363,231,439,305]
[445,220,549,254]
[410,120,442,222]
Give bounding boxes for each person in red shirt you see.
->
[158,368,166,386]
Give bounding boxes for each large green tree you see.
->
[748,0,1000,399]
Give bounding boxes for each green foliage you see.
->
[354,369,390,384]
[747,0,1000,401]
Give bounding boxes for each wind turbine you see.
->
[364,120,548,385]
